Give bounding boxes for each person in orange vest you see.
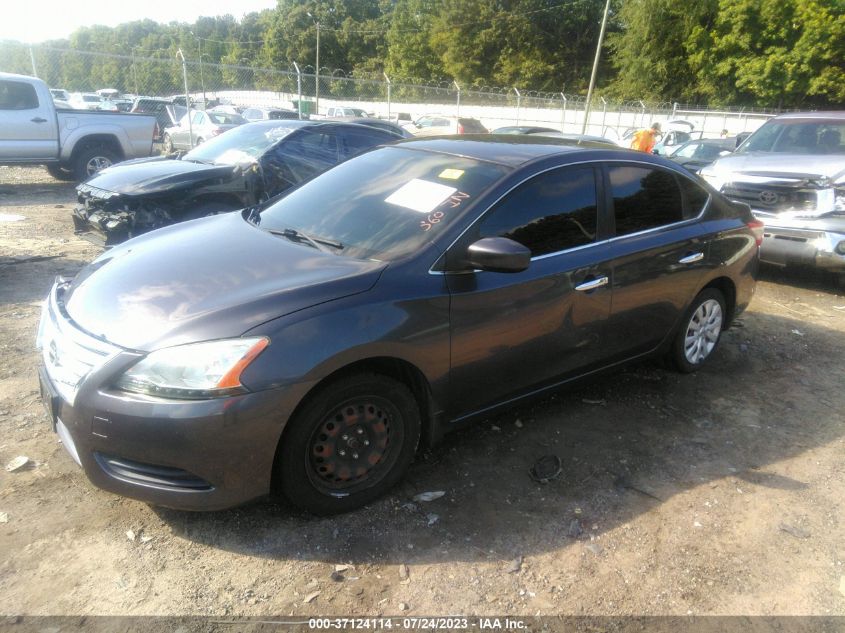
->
[630,122,662,153]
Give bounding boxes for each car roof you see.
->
[242,119,402,136]
[395,134,637,167]
[771,111,845,121]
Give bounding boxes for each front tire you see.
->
[276,373,421,515]
[74,145,119,181]
[46,164,76,181]
[671,288,726,373]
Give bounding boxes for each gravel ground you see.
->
[1,165,844,621]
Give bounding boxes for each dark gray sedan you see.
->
[39,137,760,514]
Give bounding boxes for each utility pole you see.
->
[581,0,611,134]
[315,20,320,115]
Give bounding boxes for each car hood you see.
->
[63,213,386,351]
[80,156,239,196]
[706,152,845,183]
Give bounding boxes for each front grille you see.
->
[722,182,818,214]
[95,453,212,491]
[37,282,121,405]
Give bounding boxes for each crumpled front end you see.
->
[73,184,179,246]
[708,172,845,271]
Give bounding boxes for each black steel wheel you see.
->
[277,373,421,515]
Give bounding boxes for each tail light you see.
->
[153,122,160,141]
[211,127,224,136]
[747,218,764,247]
[457,123,465,134]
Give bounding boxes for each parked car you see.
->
[242,106,300,122]
[49,88,70,102]
[68,92,104,110]
[0,72,158,181]
[323,116,413,138]
[492,125,560,135]
[73,120,403,245]
[526,131,621,147]
[668,138,735,173]
[130,97,186,141]
[326,106,369,118]
[405,114,489,136]
[700,112,845,275]
[163,110,247,152]
[42,136,760,514]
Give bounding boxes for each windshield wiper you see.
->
[267,227,344,252]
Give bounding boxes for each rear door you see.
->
[0,78,58,160]
[447,164,614,418]
[337,127,396,160]
[603,163,711,360]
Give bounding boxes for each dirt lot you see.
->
[1,165,844,620]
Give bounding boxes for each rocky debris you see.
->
[585,543,603,556]
[412,491,445,502]
[779,523,810,539]
[399,602,409,611]
[399,564,410,583]
[582,398,607,406]
[530,455,562,484]
[0,512,8,523]
[5,456,31,472]
[303,591,321,604]
[426,513,440,526]
[126,530,136,542]
[506,556,523,573]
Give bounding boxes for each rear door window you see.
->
[478,166,599,256]
[608,165,684,235]
[274,130,339,181]
[339,128,395,159]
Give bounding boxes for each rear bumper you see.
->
[758,222,845,271]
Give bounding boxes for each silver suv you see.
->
[700,112,845,275]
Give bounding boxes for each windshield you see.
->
[255,146,509,261]
[738,120,845,154]
[183,122,297,164]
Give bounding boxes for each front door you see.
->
[0,79,58,161]
[446,165,614,418]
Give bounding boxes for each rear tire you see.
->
[73,145,119,181]
[162,134,174,154]
[670,288,727,373]
[276,373,421,515]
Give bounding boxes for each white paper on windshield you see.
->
[385,179,458,213]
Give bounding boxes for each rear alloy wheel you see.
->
[671,288,726,373]
[74,145,118,181]
[277,373,421,515]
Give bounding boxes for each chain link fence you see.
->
[1,42,779,138]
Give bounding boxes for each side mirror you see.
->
[466,237,531,273]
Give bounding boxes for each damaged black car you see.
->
[72,120,403,245]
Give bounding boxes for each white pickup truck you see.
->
[0,72,158,181]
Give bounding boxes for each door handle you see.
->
[678,252,704,264]
[575,276,609,292]
[30,117,47,123]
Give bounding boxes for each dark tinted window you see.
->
[609,165,683,235]
[0,80,38,110]
[339,128,394,158]
[679,176,709,217]
[479,166,598,256]
[275,130,338,181]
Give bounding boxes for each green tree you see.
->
[691,0,845,108]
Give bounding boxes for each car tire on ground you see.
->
[45,164,76,181]
[73,145,119,181]
[162,134,174,154]
[276,373,421,515]
[671,288,727,373]
[195,137,204,146]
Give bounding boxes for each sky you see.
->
[1,0,279,43]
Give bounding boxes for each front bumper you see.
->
[37,282,305,511]
[757,221,845,271]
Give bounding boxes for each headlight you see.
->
[115,337,269,399]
